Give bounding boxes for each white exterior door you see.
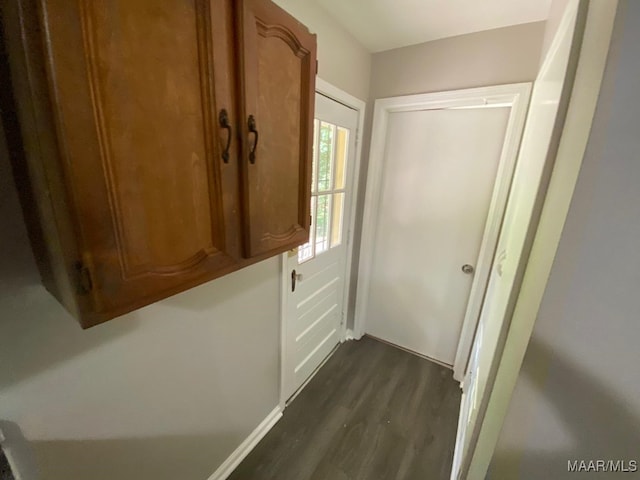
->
[283,93,358,401]
[365,107,511,366]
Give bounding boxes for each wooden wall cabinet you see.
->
[3,0,316,327]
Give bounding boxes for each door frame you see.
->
[353,84,531,380]
[460,1,618,477]
[279,78,366,408]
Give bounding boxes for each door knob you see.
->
[462,264,475,275]
[291,269,303,292]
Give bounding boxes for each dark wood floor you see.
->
[229,336,461,480]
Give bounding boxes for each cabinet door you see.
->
[40,0,241,324]
[237,0,317,257]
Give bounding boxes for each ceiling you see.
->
[313,0,552,52]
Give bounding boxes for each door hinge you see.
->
[74,261,93,294]
[315,59,319,75]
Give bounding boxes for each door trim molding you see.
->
[353,83,532,380]
[462,2,618,477]
[279,78,366,409]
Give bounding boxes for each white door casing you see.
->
[281,81,363,404]
[453,4,581,477]
[355,84,531,378]
[455,1,618,478]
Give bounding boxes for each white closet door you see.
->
[366,107,510,365]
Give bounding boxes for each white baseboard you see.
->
[345,329,357,341]
[207,406,283,480]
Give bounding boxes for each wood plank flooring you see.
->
[228,336,461,480]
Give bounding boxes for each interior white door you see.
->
[283,94,358,401]
[451,2,583,479]
[365,107,511,366]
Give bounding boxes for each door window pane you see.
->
[299,118,352,263]
[334,127,349,190]
[317,122,334,192]
[315,194,332,254]
[330,193,345,247]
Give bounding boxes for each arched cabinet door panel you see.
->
[236,0,317,258]
[11,0,243,326]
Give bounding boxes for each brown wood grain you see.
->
[2,0,86,319]
[237,0,317,258]
[40,0,241,318]
[3,0,317,327]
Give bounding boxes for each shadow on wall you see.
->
[0,420,242,480]
[0,281,140,390]
[0,136,139,388]
[0,19,140,389]
[490,338,640,479]
[158,263,273,313]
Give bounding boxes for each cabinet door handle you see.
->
[248,114,259,164]
[219,109,232,163]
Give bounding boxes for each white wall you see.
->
[369,22,545,100]
[489,2,640,478]
[347,23,546,329]
[273,0,371,101]
[0,3,371,479]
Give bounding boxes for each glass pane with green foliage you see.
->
[317,122,334,192]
